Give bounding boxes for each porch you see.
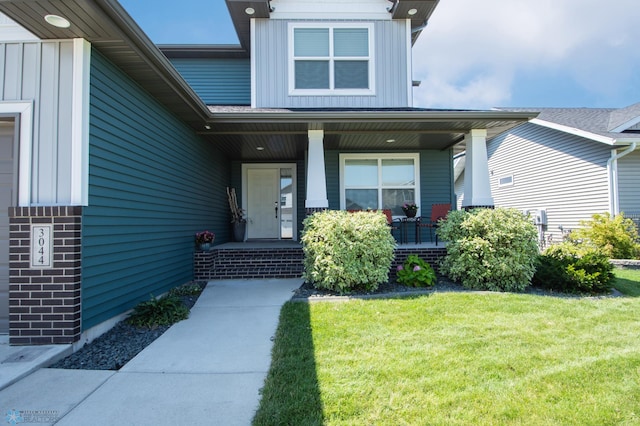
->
[194,240,447,281]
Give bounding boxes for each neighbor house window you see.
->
[290,23,374,95]
[340,154,419,216]
[498,175,514,187]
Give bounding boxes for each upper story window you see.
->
[289,23,375,96]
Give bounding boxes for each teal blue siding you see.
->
[83,49,231,330]
[169,58,250,105]
[420,149,455,217]
[324,151,340,209]
[296,158,306,239]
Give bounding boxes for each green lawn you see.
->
[254,272,640,425]
[614,268,640,296]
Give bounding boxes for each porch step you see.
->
[209,247,304,280]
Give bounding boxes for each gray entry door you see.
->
[0,121,15,334]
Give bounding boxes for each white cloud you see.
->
[412,0,640,109]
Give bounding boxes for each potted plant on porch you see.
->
[195,230,215,251]
[227,187,246,242]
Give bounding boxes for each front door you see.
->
[0,120,15,334]
[247,168,280,239]
[244,164,297,240]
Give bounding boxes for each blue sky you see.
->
[121,0,640,110]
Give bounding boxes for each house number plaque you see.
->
[31,225,53,268]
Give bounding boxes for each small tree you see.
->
[437,208,538,292]
[301,210,396,293]
[569,212,640,259]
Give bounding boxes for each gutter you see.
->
[208,110,538,124]
[607,142,637,215]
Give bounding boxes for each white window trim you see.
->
[339,153,420,216]
[498,174,514,187]
[0,101,33,206]
[288,22,375,96]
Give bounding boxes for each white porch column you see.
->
[305,130,329,211]
[462,129,494,208]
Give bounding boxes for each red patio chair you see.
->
[417,203,451,245]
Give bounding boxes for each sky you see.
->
[120,0,640,110]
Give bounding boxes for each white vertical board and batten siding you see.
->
[253,19,409,108]
[618,149,640,215]
[0,40,75,205]
[487,123,611,242]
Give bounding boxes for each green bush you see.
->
[532,242,615,294]
[437,208,538,292]
[396,255,436,287]
[126,294,190,329]
[301,210,396,293]
[169,283,204,297]
[568,212,640,259]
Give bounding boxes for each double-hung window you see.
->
[289,23,374,95]
[340,154,420,216]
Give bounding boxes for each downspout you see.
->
[607,142,637,215]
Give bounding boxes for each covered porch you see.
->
[204,107,536,244]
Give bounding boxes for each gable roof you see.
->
[498,104,640,145]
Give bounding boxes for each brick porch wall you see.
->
[9,207,82,345]
[195,245,446,281]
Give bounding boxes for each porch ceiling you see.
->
[202,108,537,161]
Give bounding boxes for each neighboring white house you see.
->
[455,103,640,244]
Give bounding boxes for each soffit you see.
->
[0,0,210,130]
[202,108,537,161]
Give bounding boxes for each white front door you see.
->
[247,168,280,239]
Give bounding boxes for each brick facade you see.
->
[9,207,82,345]
[195,245,447,281]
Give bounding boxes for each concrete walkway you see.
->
[0,278,302,425]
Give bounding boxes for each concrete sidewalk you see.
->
[0,278,301,426]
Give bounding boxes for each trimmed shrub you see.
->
[396,254,436,287]
[532,242,615,294]
[437,208,538,292]
[301,210,396,293]
[126,295,190,329]
[569,212,640,259]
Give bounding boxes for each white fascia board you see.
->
[270,0,390,20]
[610,115,640,133]
[530,118,616,145]
[71,38,91,206]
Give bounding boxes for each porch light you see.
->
[256,146,265,151]
[245,7,255,15]
[204,125,211,130]
[407,8,418,16]
[44,14,71,28]
[386,139,396,143]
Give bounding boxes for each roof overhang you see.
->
[225,0,271,51]
[388,0,439,45]
[202,108,537,160]
[0,0,211,130]
[225,0,440,51]
[531,118,640,147]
